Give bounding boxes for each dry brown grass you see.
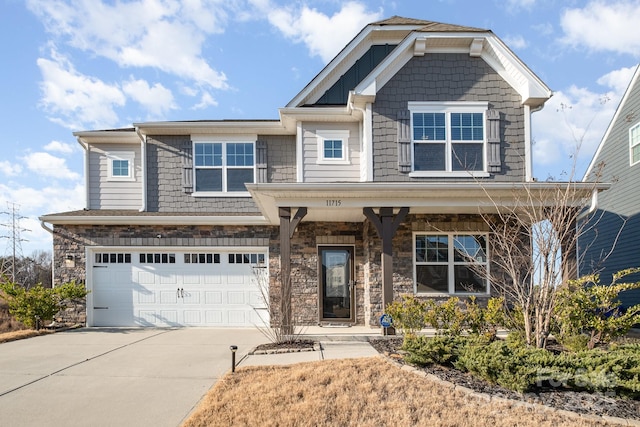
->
[183,357,608,427]
[0,329,50,344]
[0,298,27,334]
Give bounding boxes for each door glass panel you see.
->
[321,248,352,319]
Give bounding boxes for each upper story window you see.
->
[414,233,489,295]
[316,130,350,165]
[107,151,134,181]
[409,102,488,177]
[630,122,640,166]
[193,141,255,194]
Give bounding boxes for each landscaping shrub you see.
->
[554,268,640,350]
[424,297,465,336]
[385,295,429,338]
[402,335,640,396]
[402,335,467,366]
[0,280,88,329]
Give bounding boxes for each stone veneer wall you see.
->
[363,213,499,326]
[52,214,508,328]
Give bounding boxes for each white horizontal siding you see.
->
[88,143,142,210]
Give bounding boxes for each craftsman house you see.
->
[580,64,640,309]
[40,16,590,328]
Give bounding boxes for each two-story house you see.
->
[40,16,592,329]
[580,64,640,309]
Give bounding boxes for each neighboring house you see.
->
[580,64,640,310]
[40,16,587,328]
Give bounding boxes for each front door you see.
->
[319,246,355,322]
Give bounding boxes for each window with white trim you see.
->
[630,122,640,165]
[316,130,350,164]
[409,102,487,175]
[107,151,134,181]
[414,233,488,294]
[194,141,255,193]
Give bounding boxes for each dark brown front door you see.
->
[319,246,354,322]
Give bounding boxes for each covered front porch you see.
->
[247,182,602,331]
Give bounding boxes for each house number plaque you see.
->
[325,199,342,207]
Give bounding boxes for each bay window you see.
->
[414,233,489,294]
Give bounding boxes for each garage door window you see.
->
[139,253,176,264]
[229,253,265,264]
[96,253,131,264]
[184,253,220,264]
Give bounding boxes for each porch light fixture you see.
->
[65,254,75,268]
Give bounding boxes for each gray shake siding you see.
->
[146,135,261,213]
[372,53,525,182]
[264,134,296,183]
[580,68,640,309]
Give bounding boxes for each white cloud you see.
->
[560,1,640,56]
[192,91,218,110]
[0,161,23,176]
[267,2,383,63]
[27,0,230,89]
[503,35,528,50]
[122,78,176,117]
[532,67,631,179]
[37,49,125,130]
[44,140,74,154]
[21,152,81,181]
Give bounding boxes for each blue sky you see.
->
[1,0,639,255]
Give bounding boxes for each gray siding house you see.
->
[40,17,585,328]
[580,64,640,309]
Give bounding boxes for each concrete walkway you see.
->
[0,328,265,427]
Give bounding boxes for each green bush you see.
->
[402,335,467,366]
[554,269,640,350]
[385,295,429,338]
[424,297,465,336]
[402,335,640,396]
[0,281,88,329]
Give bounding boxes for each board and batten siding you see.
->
[88,143,142,210]
[301,122,361,182]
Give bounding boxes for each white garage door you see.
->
[89,249,269,327]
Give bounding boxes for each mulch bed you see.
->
[252,339,317,354]
[370,337,640,421]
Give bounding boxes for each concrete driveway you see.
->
[0,328,265,427]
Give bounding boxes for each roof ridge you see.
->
[371,15,488,32]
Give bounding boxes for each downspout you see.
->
[40,220,55,286]
[349,101,371,182]
[525,104,545,182]
[136,128,147,212]
[77,137,90,209]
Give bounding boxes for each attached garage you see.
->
[87,248,269,327]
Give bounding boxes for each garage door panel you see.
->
[205,311,223,324]
[205,291,223,305]
[227,291,245,305]
[91,249,268,327]
[160,291,178,304]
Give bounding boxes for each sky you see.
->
[0,0,639,256]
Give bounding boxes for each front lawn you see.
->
[182,357,608,427]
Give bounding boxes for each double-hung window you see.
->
[630,122,640,166]
[414,233,489,294]
[409,102,487,175]
[194,141,255,193]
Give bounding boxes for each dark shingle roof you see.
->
[372,15,488,33]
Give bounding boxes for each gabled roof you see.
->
[374,16,487,33]
[286,16,552,109]
[583,64,640,181]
